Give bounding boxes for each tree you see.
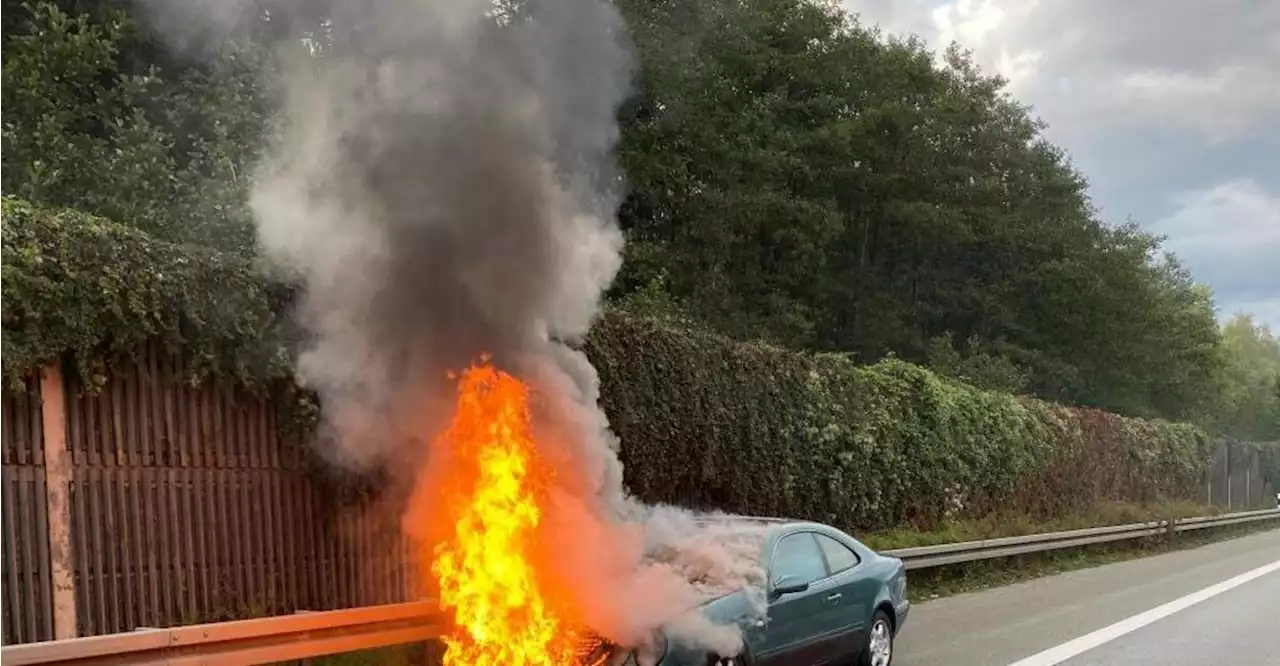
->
[1215,314,1280,440]
[4,0,1231,422]
[610,0,1226,420]
[1,1,277,255]
[612,0,850,347]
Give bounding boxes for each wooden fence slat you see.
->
[86,381,103,468]
[342,510,353,609]
[216,468,232,614]
[157,466,175,625]
[198,381,211,469]
[247,469,261,610]
[223,383,234,470]
[133,467,148,627]
[88,466,107,634]
[245,399,258,471]
[146,342,161,467]
[101,468,121,634]
[195,470,212,619]
[3,470,21,643]
[131,356,145,466]
[162,353,179,469]
[226,467,240,612]
[263,470,279,611]
[117,467,137,632]
[30,469,52,639]
[282,473,298,610]
[3,395,14,466]
[228,469,242,610]
[11,390,23,464]
[19,468,39,640]
[0,473,7,645]
[303,481,319,608]
[108,369,125,467]
[253,468,268,609]
[179,467,197,620]
[211,383,224,469]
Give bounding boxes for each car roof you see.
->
[691,515,844,535]
[691,515,872,551]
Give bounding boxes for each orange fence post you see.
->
[40,364,77,639]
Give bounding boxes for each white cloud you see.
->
[1222,297,1280,331]
[843,0,1280,328]
[1153,179,1280,327]
[844,0,1280,143]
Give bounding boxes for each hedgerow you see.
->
[1,196,294,390]
[3,198,1218,529]
[585,314,1217,531]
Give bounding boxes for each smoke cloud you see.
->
[148,0,765,656]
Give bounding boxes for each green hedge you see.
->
[585,314,1215,531]
[3,198,1217,530]
[1,196,293,389]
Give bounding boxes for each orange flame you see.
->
[430,360,584,666]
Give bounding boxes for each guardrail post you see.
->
[40,364,77,639]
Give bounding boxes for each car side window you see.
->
[770,533,826,586]
[815,534,860,574]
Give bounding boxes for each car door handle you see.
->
[825,593,842,603]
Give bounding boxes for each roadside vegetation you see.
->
[858,500,1218,551]
[588,314,1215,532]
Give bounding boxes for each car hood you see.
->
[697,586,763,627]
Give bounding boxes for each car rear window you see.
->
[816,534,860,574]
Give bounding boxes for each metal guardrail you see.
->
[0,600,446,666]
[3,508,1277,664]
[883,507,1280,569]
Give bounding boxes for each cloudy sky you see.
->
[842,0,1280,328]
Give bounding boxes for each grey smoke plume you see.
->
[250,0,629,473]
[148,0,765,656]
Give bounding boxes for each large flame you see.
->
[431,359,589,666]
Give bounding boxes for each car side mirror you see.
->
[771,576,810,598]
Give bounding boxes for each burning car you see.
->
[593,517,910,666]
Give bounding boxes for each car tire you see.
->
[858,610,894,666]
[709,649,754,666]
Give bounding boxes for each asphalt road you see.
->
[894,526,1280,666]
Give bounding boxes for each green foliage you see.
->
[585,314,1216,531]
[610,0,1226,422]
[2,0,276,255]
[1215,315,1280,440]
[926,333,1030,394]
[861,499,1216,551]
[3,0,1232,424]
[1,196,293,388]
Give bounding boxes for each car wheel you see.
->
[708,650,752,666]
[859,610,894,666]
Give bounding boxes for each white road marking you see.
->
[1005,558,1280,666]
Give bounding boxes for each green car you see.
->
[604,517,910,666]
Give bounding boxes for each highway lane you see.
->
[1058,562,1280,665]
[894,526,1280,666]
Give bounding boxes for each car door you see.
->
[814,532,872,660]
[750,532,838,666]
